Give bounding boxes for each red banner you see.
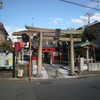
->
[20,40,26,48]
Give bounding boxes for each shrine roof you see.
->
[67,40,98,48]
[74,40,98,47]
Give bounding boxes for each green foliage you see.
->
[76,50,86,57]
[73,34,82,38]
[60,34,70,38]
[83,26,98,42]
[0,42,13,51]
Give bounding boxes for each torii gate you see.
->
[25,26,83,78]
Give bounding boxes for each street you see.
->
[0,76,100,100]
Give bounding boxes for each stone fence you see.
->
[88,63,100,71]
[15,63,29,78]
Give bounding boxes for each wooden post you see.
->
[29,34,32,81]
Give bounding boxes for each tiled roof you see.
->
[0,23,4,29]
[0,23,9,36]
[76,20,99,30]
[74,40,98,47]
[67,40,98,48]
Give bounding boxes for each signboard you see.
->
[20,40,27,48]
[14,42,20,51]
[0,53,13,67]
[17,69,23,77]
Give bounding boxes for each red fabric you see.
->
[31,57,37,60]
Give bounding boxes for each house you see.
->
[0,23,12,52]
[0,23,9,42]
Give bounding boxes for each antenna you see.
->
[32,17,34,27]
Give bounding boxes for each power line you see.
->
[60,0,100,11]
[90,0,100,3]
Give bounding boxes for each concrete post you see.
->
[18,51,21,60]
[70,34,75,76]
[86,47,89,63]
[55,69,59,78]
[21,48,24,64]
[36,31,43,78]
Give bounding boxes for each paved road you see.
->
[0,76,100,100]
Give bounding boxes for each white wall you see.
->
[12,35,29,48]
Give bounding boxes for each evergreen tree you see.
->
[0,42,13,51]
[83,26,98,42]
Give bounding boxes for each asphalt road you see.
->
[0,76,100,100]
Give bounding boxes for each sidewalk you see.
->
[33,64,78,79]
[33,65,48,79]
[52,64,77,78]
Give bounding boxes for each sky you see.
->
[1,0,100,39]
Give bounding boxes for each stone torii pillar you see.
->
[36,31,43,78]
[70,34,75,76]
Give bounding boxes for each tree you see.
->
[0,42,13,51]
[83,26,98,42]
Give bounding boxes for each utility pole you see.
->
[84,12,94,25]
[0,0,3,9]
